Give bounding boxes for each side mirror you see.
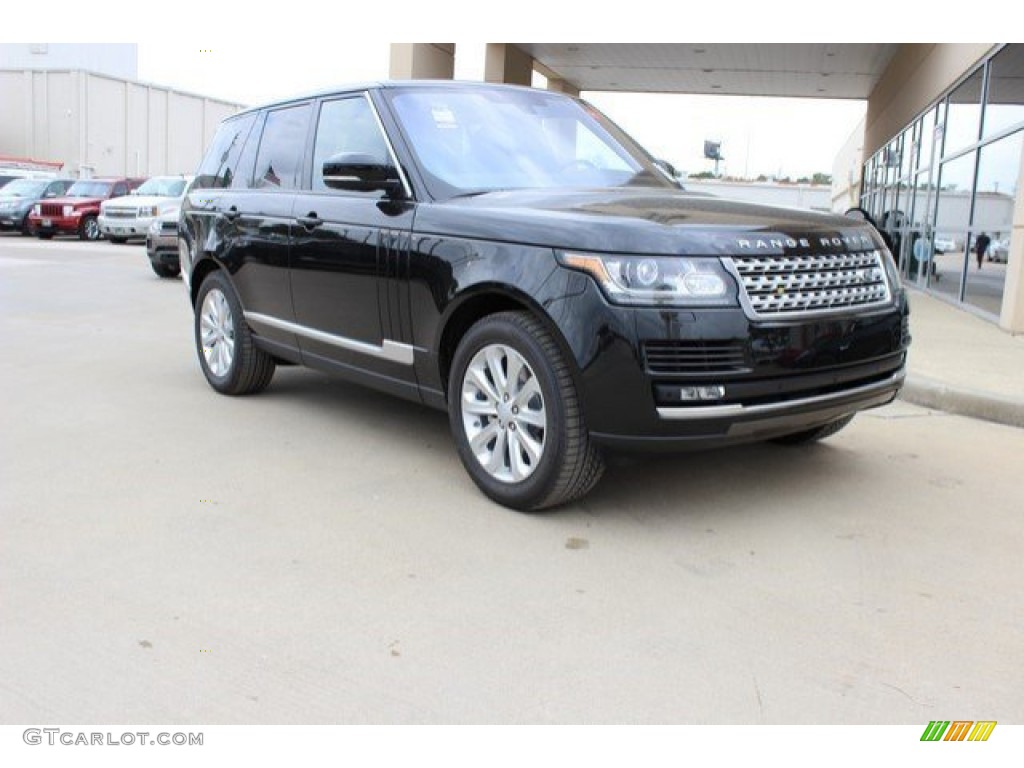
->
[322,153,403,196]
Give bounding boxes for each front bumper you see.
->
[147,231,179,264]
[99,213,155,239]
[28,213,81,234]
[551,278,910,450]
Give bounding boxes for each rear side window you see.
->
[251,104,312,190]
[194,113,258,189]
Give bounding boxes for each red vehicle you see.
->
[28,177,144,241]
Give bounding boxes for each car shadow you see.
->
[251,367,866,521]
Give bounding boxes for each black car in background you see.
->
[0,177,74,234]
[179,81,909,511]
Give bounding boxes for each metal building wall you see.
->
[0,69,245,178]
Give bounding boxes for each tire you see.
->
[193,270,275,395]
[770,414,856,445]
[20,216,35,236]
[151,262,181,278]
[110,236,127,244]
[79,215,101,241]
[37,232,54,240]
[448,311,604,511]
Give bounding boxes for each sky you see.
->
[133,41,865,182]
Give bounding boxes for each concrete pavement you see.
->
[1,235,1023,725]
[901,289,1024,428]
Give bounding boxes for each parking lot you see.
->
[1,233,1022,724]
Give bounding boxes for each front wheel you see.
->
[194,270,275,395]
[79,215,101,241]
[448,311,604,511]
[151,261,181,278]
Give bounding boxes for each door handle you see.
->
[223,206,240,221]
[296,213,323,230]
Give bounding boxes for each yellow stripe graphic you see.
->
[967,721,996,741]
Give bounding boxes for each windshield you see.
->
[385,86,675,199]
[134,177,187,197]
[67,181,113,197]
[0,179,48,197]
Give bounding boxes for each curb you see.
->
[900,374,1024,430]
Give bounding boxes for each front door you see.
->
[289,94,417,392]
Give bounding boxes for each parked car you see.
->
[146,210,181,277]
[0,177,74,234]
[180,82,910,511]
[988,239,1009,263]
[28,178,144,240]
[933,235,958,254]
[99,175,192,243]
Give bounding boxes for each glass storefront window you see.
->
[983,45,1024,139]
[919,106,939,171]
[943,68,984,157]
[964,129,1022,316]
[932,150,977,297]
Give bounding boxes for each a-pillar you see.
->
[999,144,1024,333]
[389,44,455,80]
[484,44,533,86]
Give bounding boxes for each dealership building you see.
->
[2,43,1021,333]
[0,44,244,180]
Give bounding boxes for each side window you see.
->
[230,111,265,189]
[311,96,390,192]
[194,113,257,190]
[112,183,127,197]
[252,104,312,190]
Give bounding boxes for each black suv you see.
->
[180,81,909,511]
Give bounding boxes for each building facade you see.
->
[858,44,1024,331]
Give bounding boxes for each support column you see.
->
[999,144,1024,333]
[483,44,533,86]
[389,44,455,80]
[546,78,580,97]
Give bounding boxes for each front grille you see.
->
[40,203,63,217]
[159,221,177,234]
[643,340,749,375]
[727,250,891,317]
[105,209,136,219]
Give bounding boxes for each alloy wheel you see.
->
[199,288,235,377]
[460,344,547,483]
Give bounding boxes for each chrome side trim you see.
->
[656,367,905,420]
[244,312,415,365]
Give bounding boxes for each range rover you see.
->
[179,81,910,511]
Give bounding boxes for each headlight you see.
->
[880,245,902,292]
[62,205,73,217]
[558,251,735,306]
[148,219,161,235]
[139,206,159,218]
[32,204,41,216]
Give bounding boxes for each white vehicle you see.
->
[988,239,1010,263]
[933,236,959,254]
[98,175,192,243]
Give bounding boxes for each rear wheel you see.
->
[448,311,604,511]
[37,232,54,240]
[770,414,855,445]
[194,270,275,395]
[79,215,101,241]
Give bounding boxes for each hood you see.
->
[414,187,881,256]
[103,194,183,210]
[42,196,106,207]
